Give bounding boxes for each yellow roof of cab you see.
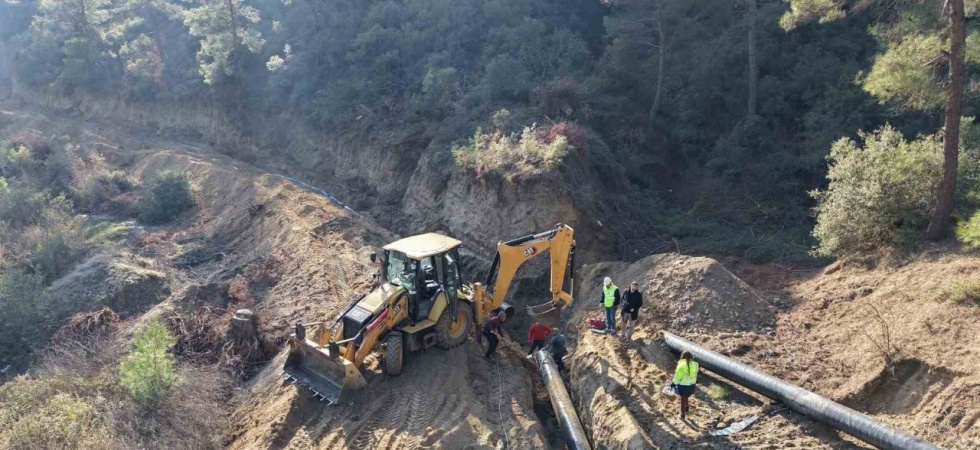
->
[384,233,462,259]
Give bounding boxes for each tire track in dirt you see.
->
[343,348,459,450]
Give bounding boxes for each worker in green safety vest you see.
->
[671,350,700,419]
[599,277,620,335]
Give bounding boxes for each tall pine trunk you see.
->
[648,0,666,126]
[747,0,758,117]
[926,0,966,240]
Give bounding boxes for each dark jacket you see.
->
[599,288,621,307]
[549,333,567,355]
[621,290,643,310]
[483,315,502,335]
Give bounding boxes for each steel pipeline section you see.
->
[534,349,592,450]
[663,331,941,450]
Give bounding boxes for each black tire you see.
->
[435,301,472,349]
[383,332,403,376]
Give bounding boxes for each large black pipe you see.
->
[534,350,592,450]
[663,332,942,450]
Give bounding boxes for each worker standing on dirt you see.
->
[620,281,643,342]
[549,327,567,372]
[600,277,620,334]
[483,311,508,360]
[526,322,552,359]
[672,350,699,420]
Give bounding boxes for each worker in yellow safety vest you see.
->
[671,350,699,419]
[599,277,620,335]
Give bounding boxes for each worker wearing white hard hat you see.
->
[600,276,620,334]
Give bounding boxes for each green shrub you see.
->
[138,171,195,225]
[956,211,980,250]
[28,226,86,283]
[118,317,179,404]
[481,55,531,100]
[0,272,45,365]
[811,126,942,257]
[0,185,62,229]
[932,280,980,306]
[452,125,568,180]
[0,145,39,179]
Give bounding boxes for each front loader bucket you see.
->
[283,337,367,405]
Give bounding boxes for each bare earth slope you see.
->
[0,107,553,450]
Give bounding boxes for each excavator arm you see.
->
[471,223,576,327]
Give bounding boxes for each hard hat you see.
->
[603,277,612,286]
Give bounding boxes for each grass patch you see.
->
[932,280,980,306]
[705,383,730,401]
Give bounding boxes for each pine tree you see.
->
[118,317,179,404]
[182,0,264,85]
[783,0,973,240]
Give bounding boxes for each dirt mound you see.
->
[576,253,776,334]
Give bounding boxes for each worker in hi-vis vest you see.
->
[672,350,699,419]
[599,277,620,334]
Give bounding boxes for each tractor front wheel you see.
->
[436,302,472,349]
[383,332,403,375]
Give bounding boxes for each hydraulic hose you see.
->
[534,350,592,450]
[663,331,942,450]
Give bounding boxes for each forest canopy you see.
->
[3,0,979,261]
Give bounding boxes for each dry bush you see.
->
[227,275,252,303]
[5,129,50,160]
[534,76,582,119]
[68,145,139,213]
[166,309,225,363]
[452,125,569,181]
[166,308,274,379]
[244,248,287,286]
[541,121,586,149]
[862,305,899,367]
[54,308,120,341]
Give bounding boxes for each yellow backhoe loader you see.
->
[283,224,576,404]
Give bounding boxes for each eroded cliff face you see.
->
[23,90,616,262]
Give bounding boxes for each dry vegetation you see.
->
[452,123,572,181]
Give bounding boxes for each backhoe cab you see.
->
[284,224,575,404]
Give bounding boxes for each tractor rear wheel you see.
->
[383,332,403,375]
[435,302,472,349]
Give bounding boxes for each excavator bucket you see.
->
[283,337,367,405]
[527,300,564,317]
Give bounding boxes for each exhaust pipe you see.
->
[662,332,942,450]
[534,350,592,450]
